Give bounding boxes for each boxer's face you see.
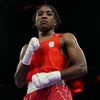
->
[35,5,56,32]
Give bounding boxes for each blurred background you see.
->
[0,0,100,100]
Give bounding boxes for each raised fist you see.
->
[28,37,40,51]
[22,37,40,65]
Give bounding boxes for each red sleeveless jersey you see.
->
[26,34,69,83]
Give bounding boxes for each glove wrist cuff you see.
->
[48,71,61,82]
[22,48,34,65]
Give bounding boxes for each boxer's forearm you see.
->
[14,61,29,88]
[60,63,87,80]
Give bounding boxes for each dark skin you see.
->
[14,5,87,88]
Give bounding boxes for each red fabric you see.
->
[23,84,73,100]
[26,34,69,83]
[70,79,84,96]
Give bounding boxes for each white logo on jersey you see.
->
[49,41,54,47]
